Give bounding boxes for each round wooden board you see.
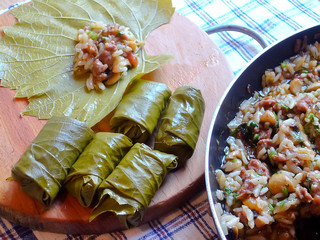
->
[0,1,233,235]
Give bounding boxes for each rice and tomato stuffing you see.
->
[74,22,143,91]
[215,42,320,239]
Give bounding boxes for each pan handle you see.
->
[206,24,268,49]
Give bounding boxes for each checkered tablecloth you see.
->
[176,0,320,75]
[2,0,320,239]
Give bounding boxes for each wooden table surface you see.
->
[0,0,233,234]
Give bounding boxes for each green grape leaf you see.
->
[0,0,174,127]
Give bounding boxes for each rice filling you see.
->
[73,22,143,91]
[216,41,320,239]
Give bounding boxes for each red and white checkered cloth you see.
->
[2,0,320,239]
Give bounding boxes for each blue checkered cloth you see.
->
[177,0,320,75]
[2,0,320,239]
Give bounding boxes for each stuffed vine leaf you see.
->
[154,86,205,167]
[90,143,177,227]
[110,79,171,143]
[64,132,132,207]
[11,116,94,206]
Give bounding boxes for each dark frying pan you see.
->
[205,23,320,239]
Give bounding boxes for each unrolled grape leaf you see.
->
[0,0,174,127]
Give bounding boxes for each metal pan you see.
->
[205,23,320,239]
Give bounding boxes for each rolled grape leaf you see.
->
[110,79,171,143]
[154,86,205,167]
[90,143,178,227]
[0,0,174,127]
[11,116,94,206]
[64,132,132,207]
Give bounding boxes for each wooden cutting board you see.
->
[0,0,233,234]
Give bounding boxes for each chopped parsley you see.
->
[89,31,99,40]
[249,121,259,128]
[223,188,240,202]
[232,192,240,202]
[276,101,289,110]
[308,113,315,123]
[224,187,232,195]
[273,111,278,119]
[230,128,239,136]
[279,200,286,206]
[281,61,287,68]
[304,127,310,134]
[273,111,279,128]
[282,185,289,197]
[116,30,124,37]
[253,133,260,143]
[306,176,313,192]
[268,203,275,211]
[268,151,277,159]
